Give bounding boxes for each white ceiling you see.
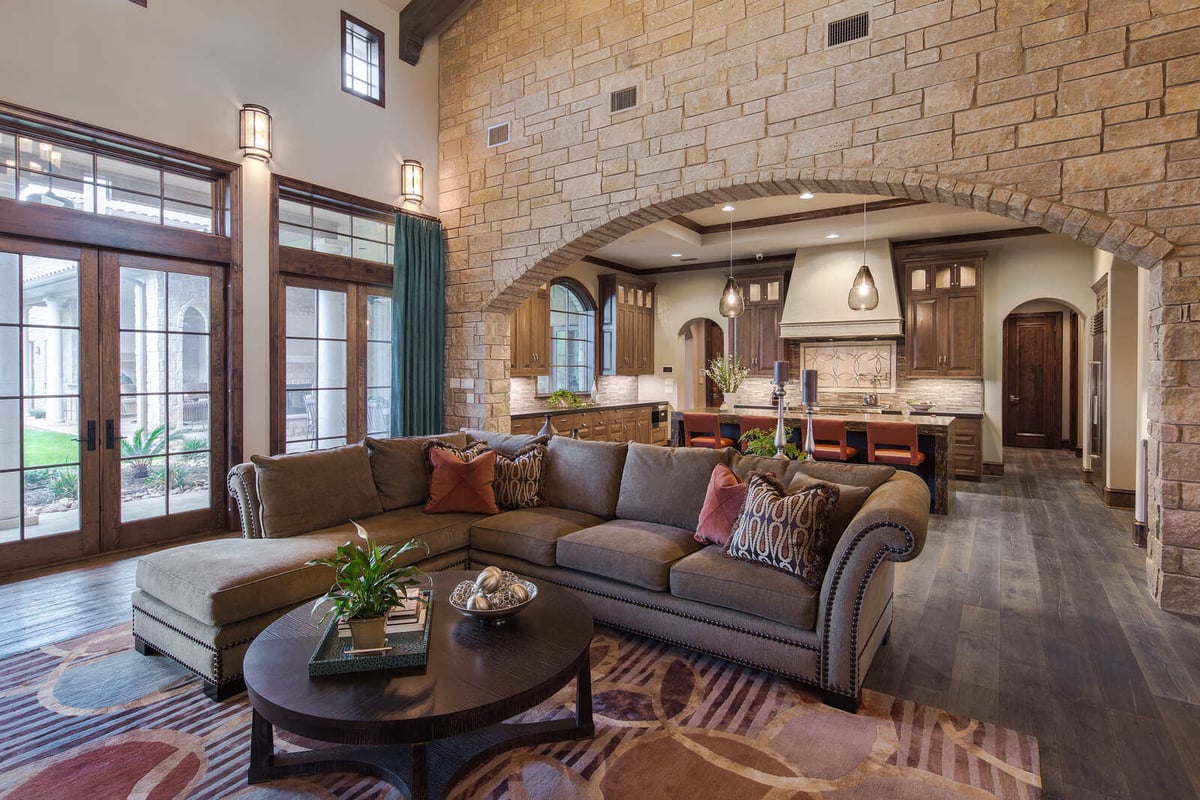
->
[591,193,1033,271]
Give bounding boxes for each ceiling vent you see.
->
[610,86,637,113]
[827,12,869,47]
[487,123,509,148]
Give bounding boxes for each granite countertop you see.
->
[511,400,667,420]
[734,403,984,420]
[672,407,958,428]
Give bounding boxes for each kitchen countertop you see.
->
[511,400,666,420]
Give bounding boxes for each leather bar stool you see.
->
[682,412,735,449]
[866,420,926,468]
[737,414,779,452]
[811,417,858,461]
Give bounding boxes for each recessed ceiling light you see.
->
[825,233,839,239]
[799,191,814,199]
[721,204,735,212]
[671,253,682,258]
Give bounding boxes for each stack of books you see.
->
[336,599,427,639]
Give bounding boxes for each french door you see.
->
[0,237,225,571]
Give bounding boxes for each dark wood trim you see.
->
[98,252,121,554]
[397,0,480,65]
[669,198,925,236]
[227,167,243,528]
[892,227,1046,249]
[1132,522,1148,547]
[548,276,600,389]
[340,11,386,108]
[1069,310,1079,451]
[581,255,637,274]
[590,253,795,277]
[277,247,393,285]
[982,461,1005,476]
[269,177,283,453]
[1104,487,1136,509]
[0,198,231,263]
[276,174,439,224]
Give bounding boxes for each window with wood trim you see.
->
[537,279,596,395]
[342,12,384,106]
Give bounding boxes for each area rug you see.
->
[0,624,1040,799]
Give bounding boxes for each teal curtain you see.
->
[391,213,445,436]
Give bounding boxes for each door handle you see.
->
[105,419,128,450]
[72,420,97,452]
[1009,395,1020,404]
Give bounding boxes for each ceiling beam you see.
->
[892,226,1047,249]
[670,197,926,235]
[398,0,479,65]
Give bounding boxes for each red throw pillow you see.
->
[425,447,499,514]
[694,464,751,547]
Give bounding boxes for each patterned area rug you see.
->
[0,624,1040,799]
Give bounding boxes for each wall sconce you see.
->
[239,104,272,162]
[400,159,424,205]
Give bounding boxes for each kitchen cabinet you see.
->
[510,405,664,444]
[903,254,983,379]
[510,287,550,377]
[600,275,655,376]
[950,417,983,480]
[732,272,788,376]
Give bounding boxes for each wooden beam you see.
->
[398,0,480,65]
[668,197,926,235]
[892,226,1046,249]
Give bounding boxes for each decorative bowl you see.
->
[907,401,936,412]
[449,571,537,624]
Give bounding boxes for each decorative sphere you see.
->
[509,583,530,603]
[466,592,491,610]
[474,568,505,593]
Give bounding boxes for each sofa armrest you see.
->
[226,462,263,539]
[817,471,929,697]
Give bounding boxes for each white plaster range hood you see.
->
[777,239,905,339]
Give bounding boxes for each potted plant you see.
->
[307,521,429,650]
[703,355,749,410]
[546,388,586,409]
[739,426,805,460]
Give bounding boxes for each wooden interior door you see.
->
[1003,312,1063,449]
[704,319,723,408]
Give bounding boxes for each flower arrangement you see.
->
[703,354,750,394]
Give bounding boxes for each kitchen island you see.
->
[669,407,956,514]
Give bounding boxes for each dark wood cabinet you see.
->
[510,405,661,444]
[732,272,787,376]
[951,416,983,480]
[600,275,655,376]
[510,287,550,377]
[903,254,983,379]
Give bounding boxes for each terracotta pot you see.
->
[348,616,387,650]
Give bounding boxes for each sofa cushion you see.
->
[794,460,896,492]
[556,519,703,591]
[494,443,547,509]
[366,432,468,510]
[471,506,606,566]
[670,546,819,630]
[616,442,731,531]
[727,473,839,590]
[462,428,549,456]
[251,443,383,538]
[426,447,498,514]
[694,464,749,547]
[789,472,872,557]
[543,437,628,518]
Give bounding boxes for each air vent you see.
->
[827,12,869,47]
[610,86,637,113]
[487,123,510,148]
[1092,309,1105,334]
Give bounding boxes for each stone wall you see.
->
[437,0,1200,614]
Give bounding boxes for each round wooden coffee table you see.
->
[244,570,594,800]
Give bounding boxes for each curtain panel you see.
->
[391,214,445,436]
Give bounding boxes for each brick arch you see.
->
[483,167,1175,313]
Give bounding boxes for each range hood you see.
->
[778,239,904,339]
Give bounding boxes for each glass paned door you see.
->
[364,291,392,438]
[0,238,99,571]
[283,283,348,453]
[100,253,226,551]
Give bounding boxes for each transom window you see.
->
[342,12,385,107]
[0,131,218,234]
[538,279,595,395]
[278,195,394,265]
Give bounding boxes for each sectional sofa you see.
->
[131,429,929,711]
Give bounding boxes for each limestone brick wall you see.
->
[437,0,1200,613]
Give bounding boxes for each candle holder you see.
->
[773,383,789,458]
[801,370,818,458]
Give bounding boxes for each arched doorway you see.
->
[1003,300,1077,451]
[678,317,724,409]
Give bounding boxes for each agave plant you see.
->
[121,425,169,479]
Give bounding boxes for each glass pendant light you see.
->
[719,205,744,318]
[848,201,879,311]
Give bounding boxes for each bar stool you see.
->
[737,415,779,453]
[682,412,736,449]
[866,420,926,468]
[811,418,858,461]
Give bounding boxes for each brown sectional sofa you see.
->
[131,429,929,711]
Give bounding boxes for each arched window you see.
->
[542,279,595,395]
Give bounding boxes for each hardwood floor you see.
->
[0,448,1197,798]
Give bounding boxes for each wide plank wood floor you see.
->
[0,448,1197,798]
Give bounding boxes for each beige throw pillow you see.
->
[252,443,383,538]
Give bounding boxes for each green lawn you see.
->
[24,428,79,467]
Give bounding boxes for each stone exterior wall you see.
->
[437,0,1200,614]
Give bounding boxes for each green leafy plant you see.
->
[703,354,749,394]
[121,425,169,478]
[739,427,804,460]
[307,521,429,622]
[546,388,586,409]
[49,466,78,500]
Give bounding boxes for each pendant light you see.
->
[718,204,745,318]
[848,201,879,311]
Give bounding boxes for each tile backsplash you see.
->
[510,375,639,413]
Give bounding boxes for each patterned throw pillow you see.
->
[494,443,547,509]
[726,473,840,589]
[421,439,488,469]
[425,447,499,514]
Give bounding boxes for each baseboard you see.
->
[1103,487,1136,509]
[1132,522,1148,548]
[1074,447,1083,458]
[982,461,1004,477]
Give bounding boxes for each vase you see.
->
[348,616,387,650]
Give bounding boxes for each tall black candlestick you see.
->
[801,370,818,407]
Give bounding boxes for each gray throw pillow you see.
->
[616,442,731,531]
[789,472,872,558]
[366,432,468,510]
[543,437,628,518]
